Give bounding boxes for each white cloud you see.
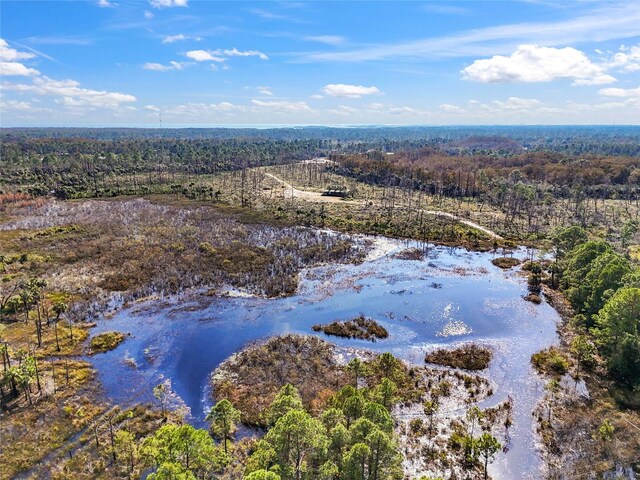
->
[389,106,420,115]
[310,94,324,99]
[4,76,137,108]
[162,102,246,118]
[462,44,616,85]
[599,86,640,98]
[432,95,638,121]
[223,48,268,60]
[144,10,154,18]
[145,104,161,112]
[185,50,226,62]
[163,34,185,44]
[0,99,51,113]
[1,62,40,76]
[606,44,640,72]
[162,34,201,44]
[143,61,189,71]
[149,0,187,8]
[323,84,380,98]
[366,102,385,110]
[251,99,312,113]
[185,48,268,62]
[0,39,36,62]
[439,104,466,114]
[0,40,41,76]
[304,35,346,46]
[97,0,115,7]
[258,86,273,96]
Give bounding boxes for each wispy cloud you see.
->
[162,34,201,44]
[149,0,188,9]
[420,4,471,15]
[251,99,313,113]
[25,36,92,46]
[185,48,268,62]
[323,84,381,98]
[249,8,309,24]
[599,86,640,98]
[304,35,346,46]
[301,3,640,62]
[143,61,190,71]
[3,76,137,108]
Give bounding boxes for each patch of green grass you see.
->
[531,347,569,376]
[89,331,125,354]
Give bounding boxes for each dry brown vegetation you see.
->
[0,197,366,305]
[211,335,351,425]
[491,256,521,269]
[425,344,493,371]
[312,314,389,341]
[0,197,367,478]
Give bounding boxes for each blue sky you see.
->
[1,0,639,126]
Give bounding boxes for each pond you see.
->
[89,236,560,480]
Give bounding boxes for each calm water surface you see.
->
[89,238,560,479]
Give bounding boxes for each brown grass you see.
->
[424,344,493,371]
[312,315,389,341]
[211,335,350,426]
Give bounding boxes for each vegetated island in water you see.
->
[425,344,493,371]
[312,314,389,341]
[491,257,521,269]
[89,331,126,354]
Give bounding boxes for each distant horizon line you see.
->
[1,124,639,130]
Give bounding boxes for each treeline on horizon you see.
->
[1,125,639,156]
[1,126,639,203]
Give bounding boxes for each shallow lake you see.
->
[89,236,560,479]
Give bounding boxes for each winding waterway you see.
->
[89,237,561,479]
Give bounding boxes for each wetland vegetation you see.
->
[312,315,389,342]
[424,344,493,371]
[1,126,639,479]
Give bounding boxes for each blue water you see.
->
[89,238,560,479]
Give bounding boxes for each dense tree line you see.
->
[2,126,639,156]
[0,138,329,199]
[552,227,640,389]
